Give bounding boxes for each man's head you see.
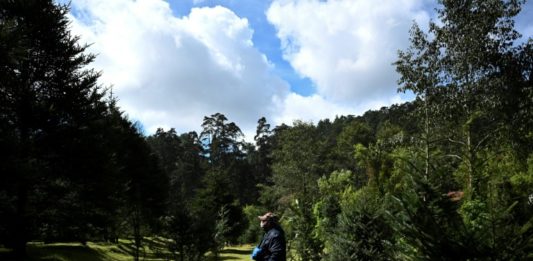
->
[258,212,277,230]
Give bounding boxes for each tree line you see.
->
[1,0,532,260]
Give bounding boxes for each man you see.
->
[252,212,286,261]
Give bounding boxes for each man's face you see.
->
[260,219,269,229]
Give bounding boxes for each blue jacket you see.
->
[256,225,286,261]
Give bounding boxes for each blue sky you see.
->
[168,0,316,96]
[65,0,533,140]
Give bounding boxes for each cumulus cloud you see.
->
[67,0,427,140]
[272,93,405,126]
[68,0,290,138]
[266,0,431,103]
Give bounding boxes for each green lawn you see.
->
[0,240,254,261]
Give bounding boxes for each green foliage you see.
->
[147,128,208,260]
[0,0,110,253]
[313,169,395,260]
[313,170,354,254]
[334,122,373,179]
[460,199,490,233]
[327,187,393,261]
[239,205,264,244]
[270,121,325,260]
[271,121,322,204]
[194,113,253,249]
[391,169,475,260]
[510,154,533,197]
[212,205,230,260]
[354,136,398,195]
[251,117,274,188]
[390,0,533,259]
[284,198,322,261]
[200,113,244,166]
[0,2,168,259]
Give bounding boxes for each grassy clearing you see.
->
[0,241,254,261]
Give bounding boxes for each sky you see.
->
[64,0,533,140]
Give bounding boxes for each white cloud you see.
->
[68,0,290,139]
[272,93,406,127]
[267,0,430,103]
[66,0,430,140]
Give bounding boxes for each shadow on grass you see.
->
[205,246,253,261]
[117,241,136,254]
[206,255,241,261]
[1,241,252,261]
[220,248,251,255]
[143,237,168,249]
[114,238,169,260]
[0,249,18,261]
[1,244,108,261]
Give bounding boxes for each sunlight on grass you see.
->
[207,244,254,261]
[0,241,254,261]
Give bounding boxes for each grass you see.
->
[0,241,254,261]
[207,245,254,261]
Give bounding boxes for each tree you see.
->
[196,113,250,246]
[336,121,373,156]
[116,119,168,261]
[271,121,322,203]
[395,21,445,182]
[146,129,207,260]
[497,38,533,161]
[328,186,393,261]
[313,170,353,256]
[394,0,533,258]
[200,113,244,166]
[1,3,171,260]
[147,128,183,181]
[212,205,230,260]
[253,117,273,186]
[270,121,323,260]
[0,0,109,255]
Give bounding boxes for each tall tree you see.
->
[396,21,445,182]
[271,121,323,260]
[1,2,171,259]
[0,0,108,255]
[200,113,244,166]
[435,0,525,194]
[395,0,533,258]
[253,117,273,186]
[147,129,206,260]
[196,113,250,245]
[113,116,168,261]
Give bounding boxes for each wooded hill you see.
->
[1,0,532,260]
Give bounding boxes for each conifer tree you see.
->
[0,0,106,255]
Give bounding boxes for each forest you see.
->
[1,0,532,260]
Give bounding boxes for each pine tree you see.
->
[0,0,106,255]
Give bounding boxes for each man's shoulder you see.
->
[268,226,284,238]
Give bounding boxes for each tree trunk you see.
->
[424,92,430,182]
[132,207,141,261]
[14,182,28,258]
